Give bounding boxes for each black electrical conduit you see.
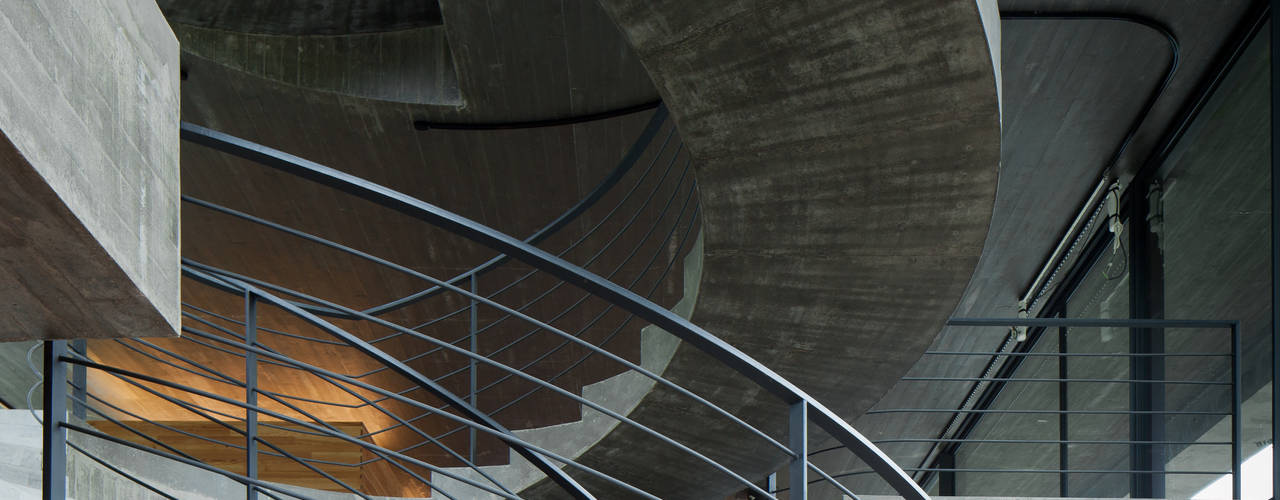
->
[178,121,928,499]
[412,100,662,131]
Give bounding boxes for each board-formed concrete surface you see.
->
[518,0,1002,498]
[0,0,180,340]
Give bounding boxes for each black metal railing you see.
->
[825,317,1242,499]
[34,109,928,500]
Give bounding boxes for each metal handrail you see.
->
[175,121,928,499]
[187,104,672,321]
[37,121,925,500]
[846,317,1242,499]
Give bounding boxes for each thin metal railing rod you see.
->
[181,121,926,499]
[808,461,861,500]
[253,433,372,500]
[923,351,1229,357]
[79,370,389,462]
[184,201,785,464]
[355,138,689,358]
[463,145,689,338]
[189,268,777,500]
[247,344,510,496]
[194,252,793,471]
[183,106,674,321]
[898,376,1227,385]
[174,325,424,415]
[180,311,309,370]
[424,176,699,407]
[63,422,320,500]
[183,302,349,347]
[184,327,487,466]
[319,200,690,390]
[60,386,207,462]
[867,408,1227,415]
[68,383,247,454]
[120,338,247,388]
[183,155,684,375]
[829,468,1229,478]
[66,442,180,500]
[948,317,1238,329]
[97,331,665,500]
[363,159,694,381]
[65,358,525,500]
[71,347,406,465]
[467,159,695,360]
[184,126,680,349]
[870,438,1231,445]
[467,202,702,423]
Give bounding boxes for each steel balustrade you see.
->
[818,318,1242,499]
[32,110,927,500]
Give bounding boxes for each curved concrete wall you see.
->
[523,0,1002,497]
[171,24,462,105]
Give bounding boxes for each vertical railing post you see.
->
[469,273,479,464]
[1058,325,1069,497]
[788,400,807,499]
[936,450,956,496]
[1271,5,1280,499]
[1230,321,1242,500]
[245,292,259,500]
[70,339,86,421]
[42,340,67,500]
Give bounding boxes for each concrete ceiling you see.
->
[828,0,1259,495]
[522,0,1002,497]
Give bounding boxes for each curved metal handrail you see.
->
[179,122,929,499]
[189,104,671,320]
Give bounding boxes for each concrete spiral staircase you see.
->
[66,0,1003,498]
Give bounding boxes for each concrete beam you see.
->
[0,0,179,340]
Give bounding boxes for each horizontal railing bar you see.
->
[180,121,925,499]
[807,461,860,500]
[899,376,1228,385]
[186,229,794,464]
[867,408,1228,415]
[832,468,1230,477]
[173,323,665,500]
[923,350,1229,357]
[182,302,349,347]
[191,267,777,500]
[67,442,180,500]
[66,356,524,499]
[64,422,320,500]
[948,317,1238,328]
[872,438,1232,445]
[184,106,672,321]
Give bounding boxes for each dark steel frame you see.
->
[176,121,929,499]
[38,117,927,500]
[890,318,1243,499]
